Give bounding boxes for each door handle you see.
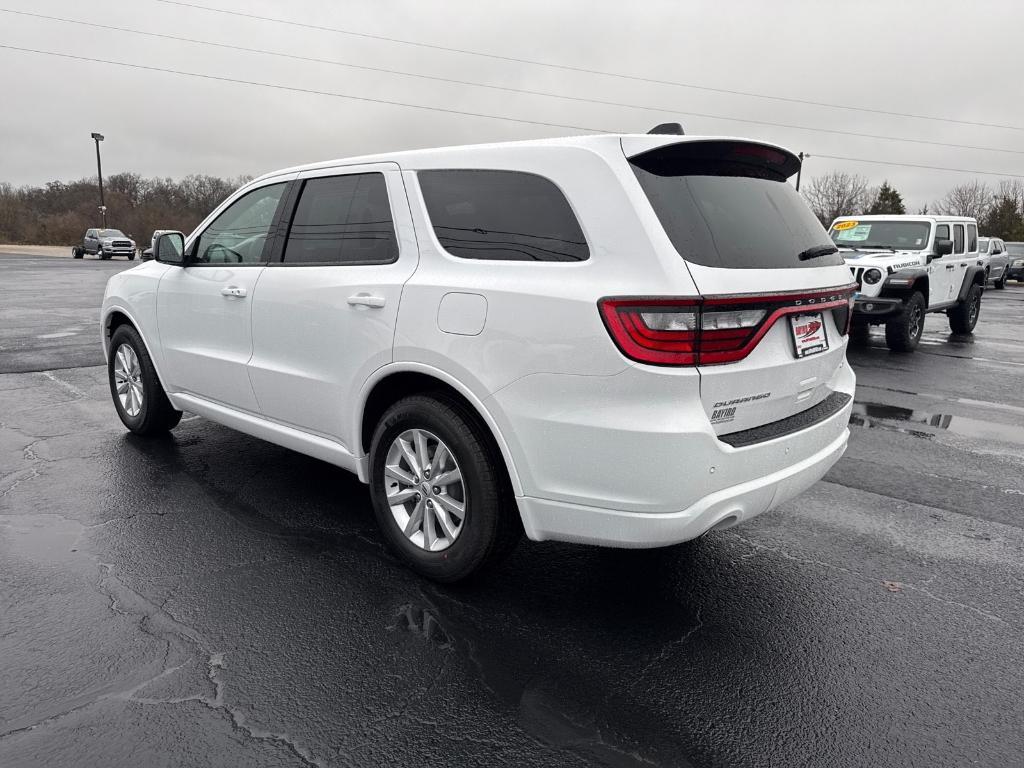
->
[945,265,955,270]
[347,294,386,308]
[959,263,967,268]
[221,286,247,297]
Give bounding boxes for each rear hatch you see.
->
[623,138,855,436]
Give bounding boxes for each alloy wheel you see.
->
[113,343,144,417]
[384,428,466,552]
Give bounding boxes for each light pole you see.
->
[795,151,811,192]
[91,132,106,227]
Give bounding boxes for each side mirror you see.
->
[934,239,954,257]
[141,247,154,261]
[154,231,186,265]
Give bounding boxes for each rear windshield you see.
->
[830,220,931,250]
[630,142,840,269]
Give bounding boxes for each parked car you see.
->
[101,132,857,582]
[977,236,1010,289]
[73,228,136,260]
[141,230,172,261]
[1006,242,1024,282]
[829,215,986,351]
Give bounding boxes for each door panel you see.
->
[248,164,418,449]
[155,179,291,410]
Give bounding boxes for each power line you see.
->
[156,0,1024,133]
[813,154,1024,179]
[0,43,608,133]
[5,8,1024,159]
[2,43,1022,182]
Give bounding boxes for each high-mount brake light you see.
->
[599,286,855,366]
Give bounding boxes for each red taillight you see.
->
[598,286,855,366]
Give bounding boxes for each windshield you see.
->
[99,229,126,238]
[978,238,990,253]
[830,220,931,250]
[630,142,840,269]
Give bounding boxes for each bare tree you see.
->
[802,172,870,227]
[996,179,1024,215]
[932,181,992,221]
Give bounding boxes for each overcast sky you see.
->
[2,0,1022,210]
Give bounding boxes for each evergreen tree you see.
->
[980,196,1024,240]
[866,181,906,215]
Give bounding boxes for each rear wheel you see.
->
[72,247,83,259]
[995,271,1007,290]
[369,394,520,583]
[849,319,870,345]
[884,291,925,352]
[107,325,182,435]
[948,283,982,334]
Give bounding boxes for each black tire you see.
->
[369,393,520,583]
[995,272,1007,290]
[107,325,182,436]
[128,252,136,261]
[72,247,84,259]
[100,253,112,260]
[948,283,982,334]
[884,291,926,353]
[849,319,870,345]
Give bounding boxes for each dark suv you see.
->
[73,229,136,260]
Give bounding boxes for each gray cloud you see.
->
[2,0,1021,211]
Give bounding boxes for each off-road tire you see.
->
[884,291,926,353]
[948,283,982,334]
[849,320,870,345]
[107,325,182,435]
[369,393,520,583]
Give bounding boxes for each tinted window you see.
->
[194,183,286,265]
[967,223,978,252]
[418,170,588,262]
[631,143,839,269]
[953,224,965,254]
[283,174,398,265]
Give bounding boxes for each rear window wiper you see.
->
[798,245,838,261]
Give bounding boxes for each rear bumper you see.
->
[517,419,849,547]
[488,362,855,547]
[852,296,902,321]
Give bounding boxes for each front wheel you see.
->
[884,291,926,352]
[368,394,520,583]
[100,252,112,260]
[107,325,182,435]
[127,252,136,261]
[948,283,982,334]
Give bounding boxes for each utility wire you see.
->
[2,42,1022,181]
[156,0,1024,133]
[0,43,608,133]
[814,154,1024,179]
[4,8,1023,159]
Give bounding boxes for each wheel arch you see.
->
[956,265,986,301]
[881,269,929,306]
[356,364,523,496]
[102,306,173,394]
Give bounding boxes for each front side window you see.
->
[193,183,286,265]
[953,224,965,254]
[418,170,589,262]
[967,223,978,252]
[282,174,398,265]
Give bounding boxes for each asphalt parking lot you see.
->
[1,250,1022,767]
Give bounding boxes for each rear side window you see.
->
[630,141,840,269]
[967,223,978,252]
[418,170,589,261]
[283,174,398,265]
[953,224,965,254]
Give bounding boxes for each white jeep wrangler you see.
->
[828,215,986,352]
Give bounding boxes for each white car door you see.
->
[247,163,417,451]
[931,222,958,305]
[157,180,290,411]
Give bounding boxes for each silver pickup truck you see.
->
[72,228,137,260]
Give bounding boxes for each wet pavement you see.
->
[1,251,1023,767]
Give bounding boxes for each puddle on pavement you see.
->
[850,401,1024,445]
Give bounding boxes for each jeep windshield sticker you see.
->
[835,224,872,242]
[833,220,858,231]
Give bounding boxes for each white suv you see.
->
[101,133,856,581]
[829,215,986,352]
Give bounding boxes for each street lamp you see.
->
[91,132,106,227]
[795,151,811,192]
